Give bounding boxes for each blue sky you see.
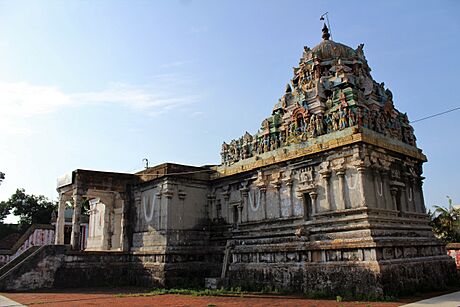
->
[0,0,459,222]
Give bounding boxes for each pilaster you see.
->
[336,169,346,210]
[282,171,294,216]
[70,189,84,250]
[240,182,249,222]
[390,186,399,213]
[381,169,391,210]
[271,173,282,218]
[254,171,267,220]
[419,177,426,213]
[222,185,230,221]
[119,192,129,252]
[206,193,216,220]
[356,164,368,208]
[320,170,331,211]
[309,191,318,216]
[55,193,68,245]
[372,167,382,209]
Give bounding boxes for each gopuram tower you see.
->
[213,25,456,296]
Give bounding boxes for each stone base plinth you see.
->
[226,256,457,298]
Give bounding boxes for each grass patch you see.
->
[117,287,244,298]
[117,286,398,302]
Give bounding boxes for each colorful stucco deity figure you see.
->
[220,24,417,166]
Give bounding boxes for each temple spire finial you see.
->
[320,12,332,40]
[322,23,330,41]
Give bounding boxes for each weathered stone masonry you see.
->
[3,25,454,296]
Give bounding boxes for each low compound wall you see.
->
[447,243,460,269]
[0,245,222,291]
[0,225,55,266]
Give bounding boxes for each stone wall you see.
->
[46,135,454,297]
[0,224,55,267]
[131,176,211,253]
[212,141,427,229]
[0,245,223,291]
[211,139,456,298]
[53,251,129,288]
[223,214,456,297]
[447,243,460,269]
[0,245,67,291]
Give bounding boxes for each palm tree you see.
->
[430,196,460,243]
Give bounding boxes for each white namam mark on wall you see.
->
[249,188,262,212]
[408,187,413,201]
[142,190,157,222]
[347,172,358,190]
[378,180,383,197]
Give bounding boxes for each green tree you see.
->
[0,172,5,185]
[0,189,57,227]
[0,201,10,222]
[429,196,460,243]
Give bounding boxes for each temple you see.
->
[1,25,455,297]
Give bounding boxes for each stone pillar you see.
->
[381,170,391,210]
[238,204,243,224]
[158,190,163,230]
[222,187,230,221]
[178,190,187,227]
[309,191,318,216]
[283,177,293,216]
[336,169,346,210]
[408,178,415,212]
[88,198,100,242]
[70,190,83,250]
[401,185,409,214]
[102,199,111,250]
[260,187,267,220]
[419,178,426,213]
[55,193,67,245]
[320,171,331,211]
[120,195,129,252]
[206,193,216,220]
[107,203,114,249]
[356,165,367,208]
[390,187,398,212]
[216,200,222,220]
[162,187,174,230]
[272,181,282,218]
[254,171,267,219]
[240,185,249,222]
[372,169,382,209]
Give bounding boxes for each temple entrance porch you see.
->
[55,169,137,251]
[86,192,123,251]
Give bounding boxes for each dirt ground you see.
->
[2,287,457,307]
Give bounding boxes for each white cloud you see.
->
[0,77,201,135]
[0,82,72,118]
[73,82,200,111]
